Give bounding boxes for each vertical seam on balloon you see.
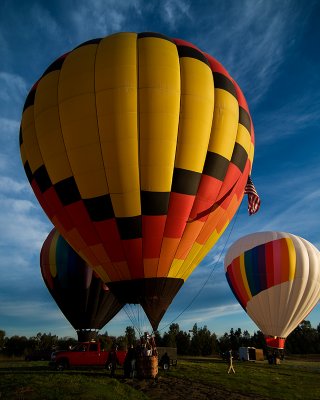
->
[171,57,241,282]
[282,236,304,336]
[265,242,276,334]
[296,241,320,326]
[177,165,246,282]
[137,33,143,284]
[155,38,180,286]
[277,239,292,336]
[93,38,126,283]
[55,45,111,282]
[168,47,212,282]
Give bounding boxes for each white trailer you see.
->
[239,347,264,361]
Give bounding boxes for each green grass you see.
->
[0,361,148,399]
[170,358,320,399]
[0,357,319,399]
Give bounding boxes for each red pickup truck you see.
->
[50,341,127,371]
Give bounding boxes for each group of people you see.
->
[108,334,159,379]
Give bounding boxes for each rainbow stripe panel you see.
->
[226,238,296,309]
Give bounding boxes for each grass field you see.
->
[0,356,319,399]
[171,357,320,399]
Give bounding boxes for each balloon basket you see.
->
[136,355,158,379]
[77,329,99,342]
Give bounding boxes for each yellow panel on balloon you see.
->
[182,223,228,281]
[207,88,239,160]
[34,72,73,183]
[59,93,99,149]
[21,107,43,173]
[235,123,251,155]
[174,57,214,172]
[178,241,203,278]
[35,72,60,113]
[95,32,137,89]
[58,45,97,99]
[167,258,185,279]
[285,238,296,281]
[111,192,141,217]
[95,33,140,217]
[138,36,180,192]
[45,152,73,185]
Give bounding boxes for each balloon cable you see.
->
[157,207,240,333]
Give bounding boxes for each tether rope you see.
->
[157,207,240,333]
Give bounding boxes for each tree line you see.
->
[1,320,319,359]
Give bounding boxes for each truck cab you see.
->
[50,341,126,370]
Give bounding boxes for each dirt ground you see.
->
[121,375,270,400]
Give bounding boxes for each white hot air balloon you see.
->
[224,231,320,349]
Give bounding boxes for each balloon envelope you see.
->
[21,32,255,329]
[225,232,320,348]
[40,228,123,338]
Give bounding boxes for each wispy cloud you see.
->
[0,176,29,194]
[29,3,62,38]
[255,92,320,145]
[0,196,51,253]
[0,73,27,118]
[191,1,312,105]
[161,0,192,30]
[0,299,60,320]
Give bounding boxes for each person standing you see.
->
[227,350,235,374]
[124,344,137,379]
[107,345,119,378]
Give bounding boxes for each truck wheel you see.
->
[105,362,112,370]
[163,363,169,371]
[56,360,68,371]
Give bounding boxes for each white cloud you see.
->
[161,0,192,30]
[256,93,320,145]
[0,196,51,253]
[70,0,136,38]
[0,176,29,194]
[0,299,62,321]
[30,3,62,38]
[0,117,20,137]
[0,72,27,115]
[193,1,309,105]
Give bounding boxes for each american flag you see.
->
[244,176,261,215]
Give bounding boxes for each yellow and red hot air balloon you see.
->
[225,231,320,349]
[20,32,255,330]
[41,228,123,341]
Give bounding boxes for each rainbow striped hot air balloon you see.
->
[20,32,255,330]
[225,231,320,349]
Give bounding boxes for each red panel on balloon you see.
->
[165,193,195,237]
[122,238,143,279]
[94,219,125,262]
[142,215,166,258]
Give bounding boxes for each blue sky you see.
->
[1,0,320,339]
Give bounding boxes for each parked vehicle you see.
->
[157,347,178,369]
[239,347,264,361]
[49,341,126,371]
